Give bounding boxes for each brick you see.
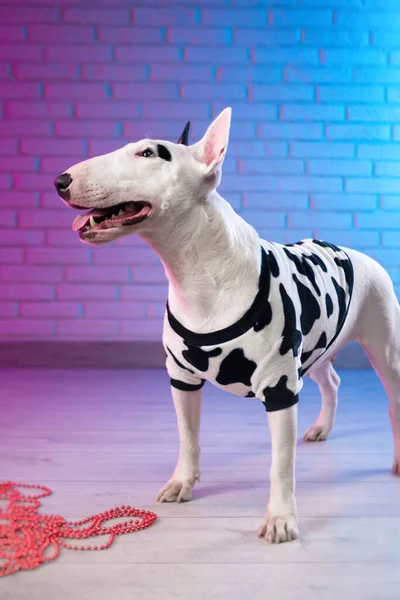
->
[0,284,54,300]
[0,62,10,78]
[380,196,400,210]
[319,85,384,103]
[217,65,282,83]
[20,302,79,318]
[0,249,23,264]
[240,211,285,229]
[185,46,248,63]
[84,301,146,319]
[0,266,63,282]
[142,102,209,120]
[223,192,241,210]
[347,179,400,194]
[121,319,163,339]
[387,268,400,284]
[281,104,345,121]
[260,123,322,140]
[148,303,166,319]
[46,45,112,63]
[113,82,179,100]
[28,24,94,43]
[182,83,246,101]
[336,11,400,28]
[54,121,120,138]
[45,83,109,100]
[315,230,380,248]
[123,120,198,141]
[291,142,354,158]
[322,49,386,65]
[92,247,156,266]
[0,175,11,190]
[382,233,400,247]
[357,144,400,160]
[387,88,400,103]
[1,192,39,207]
[151,64,212,82]
[66,266,129,283]
[222,175,277,192]
[326,124,390,141]
[0,44,43,61]
[0,6,59,22]
[270,9,332,26]
[83,64,147,82]
[116,45,180,63]
[285,66,351,84]
[259,229,313,244]
[372,32,400,49]
[234,28,298,46]
[21,138,85,156]
[14,173,58,191]
[390,52,400,65]
[0,211,17,227]
[75,102,139,119]
[6,101,72,118]
[99,26,162,44]
[253,48,318,64]
[0,120,52,136]
[0,230,44,245]
[203,8,265,26]
[57,284,118,301]
[308,159,371,177]
[391,126,400,141]
[375,162,400,177]
[231,141,288,158]
[253,84,314,101]
[0,138,17,155]
[313,194,377,211]
[0,25,24,41]
[241,158,304,175]
[0,302,17,317]
[121,285,168,301]
[0,158,37,173]
[353,67,400,84]
[57,319,119,338]
[244,193,308,210]
[303,29,368,47]
[87,139,129,156]
[64,7,130,24]
[213,102,277,120]
[41,161,82,177]
[132,266,166,284]
[135,7,198,25]
[26,248,90,265]
[19,210,72,229]
[289,212,351,229]
[169,27,231,45]
[280,177,343,193]
[367,249,400,267]
[0,320,55,337]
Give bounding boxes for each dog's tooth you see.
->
[89,216,97,228]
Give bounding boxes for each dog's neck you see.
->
[140,191,261,333]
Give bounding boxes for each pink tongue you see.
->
[72,209,108,232]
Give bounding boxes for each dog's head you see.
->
[54,108,231,245]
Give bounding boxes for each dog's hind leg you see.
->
[303,360,340,442]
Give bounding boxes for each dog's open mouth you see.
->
[72,201,152,236]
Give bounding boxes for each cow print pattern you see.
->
[164,239,353,412]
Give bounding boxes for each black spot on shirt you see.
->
[316,331,327,349]
[325,293,333,318]
[254,301,272,332]
[334,257,354,294]
[292,273,321,336]
[332,277,346,331]
[157,144,172,162]
[183,344,222,372]
[268,251,280,278]
[215,348,257,387]
[263,375,299,412]
[167,346,195,374]
[279,283,302,357]
[312,239,341,253]
[283,247,321,296]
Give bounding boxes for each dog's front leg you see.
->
[258,404,299,543]
[157,387,202,503]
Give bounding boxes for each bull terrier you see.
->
[55,108,400,543]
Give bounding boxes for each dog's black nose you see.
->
[54,173,72,199]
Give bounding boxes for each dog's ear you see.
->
[178,121,191,145]
[194,108,231,175]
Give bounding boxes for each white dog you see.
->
[55,108,400,543]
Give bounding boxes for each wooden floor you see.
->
[1,368,399,600]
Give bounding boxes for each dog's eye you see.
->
[138,148,154,158]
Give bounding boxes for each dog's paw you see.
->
[157,479,195,503]
[393,458,400,475]
[303,424,330,442]
[258,513,299,544]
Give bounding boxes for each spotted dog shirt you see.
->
[163,239,354,412]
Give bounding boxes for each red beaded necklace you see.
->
[0,481,157,577]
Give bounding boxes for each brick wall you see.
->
[0,0,399,341]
